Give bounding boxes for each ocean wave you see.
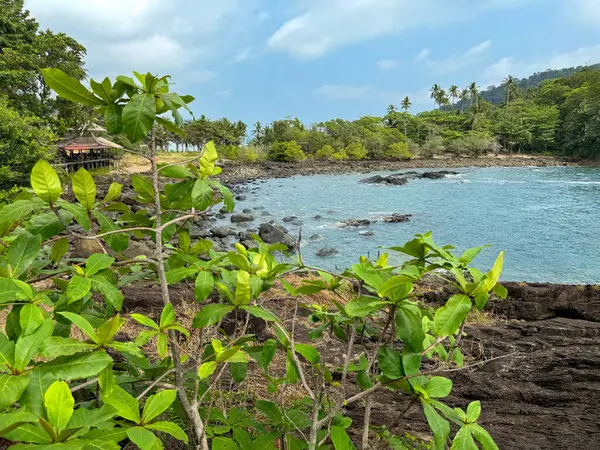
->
[537,180,600,186]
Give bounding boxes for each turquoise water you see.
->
[238,167,600,284]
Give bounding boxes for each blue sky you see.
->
[24,0,600,127]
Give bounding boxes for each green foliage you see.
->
[314,145,335,160]
[345,142,368,160]
[268,141,307,162]
[384,142,413,160]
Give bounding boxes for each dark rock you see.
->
[291,219,304,226]
[313,215,322,220]
[261,211,273,217]
[210,227,238,238]
[258,223,297,249]
[360,174,408,186]
[235,194,247,200]
[239,230,257,241]
[327,210,336,215]
[189,226,212,239]
[231,213,254,223]
[215,213,226,220]
[316,247,339,257]
[338,219,371,228]
[282,216,298,223]
[241,239,258,249]
[309,234,323,241]
[253,206,265,210]
[383,213,412,223]
[242,208,253,214]
[359,230,375,236]
[421,170,459,179]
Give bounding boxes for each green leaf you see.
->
[30,160,61,204]
[103,385,141,423]
[194,271,214,302]
[40,337,97,358]
[421,400,450,450]
[122,93,156,143]
[459,245,490,265]
[191,179,213,210]
[92,211,129,252]
[19,304,45,337]
[146,421,188,444]
[6,233,41,278]
[72,168,96,210]
[165,267,197,285]
[213,437,238,450]
[380,278,414,302]
[44,381,74,434]
[466,401,481,423]
[57,312,98,342]
[103,182,123,203]
[377,346,403,379]
[0,333,15,368]
[26,212,65,241]
[345,296,387,317]
[234,270,251,306]
[192,304,234,328]
[104,103,123,134]
[40,351,111,380]
[131,174,155,203]
[156,117,184,137]
[57,200,90,231]
[491,283,508,299]
[14,319,54,371]
[90,276,124,311]
[130,314,159,330]
[473,252,505,296]
[157,332,168,358]
[0,374,29,409]
[160,303,175,328]
[469,424,499,450]
[66,275,92,303]
[126,426,161,450]
[451,426,478,450]
[198,361,217,379]
[425,376,453,398]
[86,254,115,276]
[0,198,47,231]
[294,343,320,364]
[142,389,176,424]
[434,294,472,337]
[67,403,116,429]
[50,238,69,263]
[41,68,102,105]
[158,165,193,179]
[199,141,218,178]
[230,362,247,382]
[3,422,52,444]
[396,306,425,352]
[217,184,234,212]
[331,425,357,450]
[96,316,125,345]
[243,305,279,323]
[0,279,19,304]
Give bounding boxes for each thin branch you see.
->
[136,369,176,400]
[70,378,98,393]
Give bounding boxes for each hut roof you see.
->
[58,134,123,151]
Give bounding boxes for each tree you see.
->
[430,84,442,108]
[401,96,412,137]
[469,82,480,108]
[387,104,397,114]
[502,75,520,110]
[448,85,459,110]
[252,121,264,146]
[459,89,469,113]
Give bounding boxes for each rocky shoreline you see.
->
[216,155,570,185]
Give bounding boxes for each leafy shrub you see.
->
[314,144,336,160]
[447,132,497,157]
[268,141,307,162]
[219,145,266,163]
[418,136,446,157]
[383,142,413,160]
[345,142,368,160]
[0,68,504,450]
[332,149,349,160]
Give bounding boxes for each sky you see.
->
[23,0,600,127]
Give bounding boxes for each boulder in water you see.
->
[383,213,412,223]
[258,223,297,249]
[316,247,339,257]
[231,213,254,223]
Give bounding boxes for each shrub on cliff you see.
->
[345,142,368,160]
[268,140,307,162]
[332,148,349,160]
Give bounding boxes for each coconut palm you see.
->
[438,90,450,109]
[387,104,397,114]
[502,75,520,110]
[448,85,459,110]
[459,89,469,114]
[430,84,442,108]
[469,82,479,108]
[252,121,264,146]
[400,96,412,137]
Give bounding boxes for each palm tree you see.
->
[448,85,459,111]
[437,89,449,109]
[430,84,442,108]
[502,75,519,110]
[400,96,412,137]
[251,121,264,146]
[459,89,469,114]
[469,82,479,108]
[387,104,397,114]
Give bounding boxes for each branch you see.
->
[136,369,176,400]
[70,378,98,393]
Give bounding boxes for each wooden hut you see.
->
[57,125,122,171]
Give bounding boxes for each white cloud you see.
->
[573,0,600,27]
[217,89,234,98]
[417,40,492,74]
[377,59,399,70]
[484,43,600,85]
[268,0,527,59]
[231,48,253,63]
[24,0,258,83]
